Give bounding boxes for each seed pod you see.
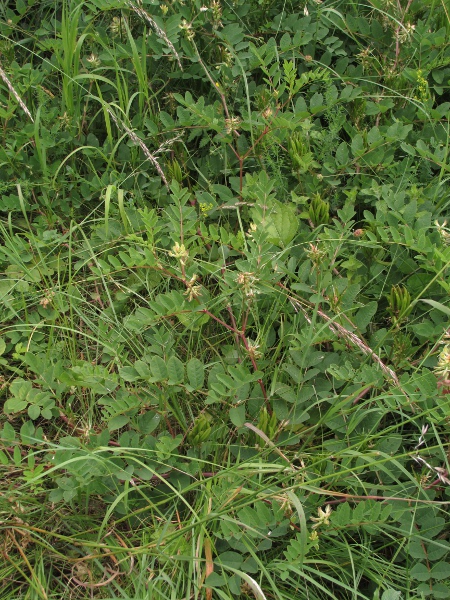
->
[257,407,278,439]
[388,284,412,324]
[188,414,211,446]
[308,194,329,227]
[168,159,183,184]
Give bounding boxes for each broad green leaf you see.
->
[167,356,184,385]
[108,415,130,431]
[427,583,450,598]
[351,133,365,157]
[265,202,298,247]
[229,404,246,427]
[381,590,402,600]
[4,397,28,414]
[217,551,243,569]
[134,360,152,380]
[119,366,141,382]
[187,358,204,389]
[410,562,431,581]
[431,562,450,581]
[136,411,160,434]
[1,422,16,442]
[353,301,378,332]
[13,445,22,467]
[28,404,41,420]
[150,356,168,381]
[204,573,226,587]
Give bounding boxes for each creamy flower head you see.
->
[310,504,332,529]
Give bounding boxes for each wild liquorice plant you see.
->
[1,0,450,598]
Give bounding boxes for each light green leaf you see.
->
[28,404,41,420]
[265,202,298,247]
[4,397,28,414]
[1,422,16,442]
[381,590,402,600]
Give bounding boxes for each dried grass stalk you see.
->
[128,2,183,71]
[107,109,169,189]
[0,64,34,122]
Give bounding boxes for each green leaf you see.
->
[431,562,450,581]
[187,358,204,390]
[353,301,378,332]
[335,142,349,165]
[0,337,5,356]
[136,411,161,434]
[410,562,431,581]
[381,590,402,600]
[167,356,184,385]
[133,360,152,380]
[4,397,28,414]
[204,573,226,587]
[119,366,141,382]
[108,415,130,431]
[351,134,365,157]
[1,422,16,442]
[229,404,246,427]
[266,202,299,247]
[13,445,22,467]
[150,356,168,381]
[28,404,41,420]
[217,551,243,569]
[428,583,450,598]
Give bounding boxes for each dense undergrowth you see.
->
[1,0,450,598]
